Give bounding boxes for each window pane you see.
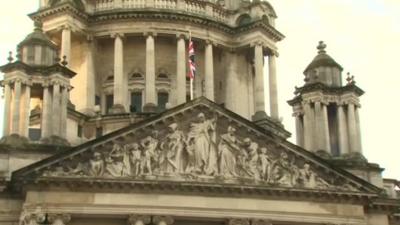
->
[157,92,169,112]
[106,94,113,114]
[131,92,142,113]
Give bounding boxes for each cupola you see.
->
[17,21,58,67]
[303,41,343,87]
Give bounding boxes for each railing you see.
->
[94,0,228,23]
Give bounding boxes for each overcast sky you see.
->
[0,1,399,180]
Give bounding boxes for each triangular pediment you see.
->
[13,97,380,196]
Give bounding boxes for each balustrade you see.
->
[93,0,227,23]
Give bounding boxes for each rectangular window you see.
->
[106,94,113,114]
[130,92,142,113]
[28,128,41,141]
[77,125,83,138]
[157,92,169,112]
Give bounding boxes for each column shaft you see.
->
[60,86,68,138]
[295,114,304,147]
[321,103,331,152]
[355,106,363,153]
[303,102,314,151]
[347,103,358,152]
[144,34,156,110]
[3,83,11,136]
[254,44,265,113]
[268,54,279,120]
[61,27,71,63]
[42,85,52,138]
[22,84,31,137]
[337,105,349,154]
[314,102,323,150]
[11,80,22,134]
[225,52,238,112]
[85,39,96,113]
[113,34,126,111]
[205,42,214,101]
[52,83,61,136]
[176,36,186,105]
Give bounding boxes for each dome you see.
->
[303,41,344,87]
[303,41,343,74]
[17,21,58,66]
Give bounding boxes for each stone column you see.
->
[3,81,11,136]
[85,36,96,114]
[60,85,69,138]
[347,103,359,153]
[225,51,239,113]
[205,40,215,101]
[268,52,279,120]
[112,33,126,113]
[52,82,61,136]
[294,112,304,147]
[48,214,71,225]
[253,43,265,114]
[321,103,331,152]
[144,33,157,112]
[41,83,52,138]
[176,34,186,105]
[11,79,22,134]
[337,104,349,154]
[153,216,174,225]
[61,26,71,64]
[128,215,151,225]
[303,102,314,151]
[22,83,31,137]
[355,106,363,153]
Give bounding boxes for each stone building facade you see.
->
[0,0,399,225]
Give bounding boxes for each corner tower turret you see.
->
[288,41,364,158]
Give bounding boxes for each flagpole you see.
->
[189,31,194,100]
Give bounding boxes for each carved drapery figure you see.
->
[160,123,185,174]
[187,113,217,174]
[242,138,260,179]
[106,144,131,177]
[258,147,271,181]
[127,143,142,176]
[141,131,160,173]
[88,152,105,176]
[219,126,240,177]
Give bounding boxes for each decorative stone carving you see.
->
[40,110,357,191]
[48,214,71,225]
[128,215,151,225]
[251,219,272,225]
[228,218,250,225]
[153,216,174,225]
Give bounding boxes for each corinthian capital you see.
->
[128,215,151,225]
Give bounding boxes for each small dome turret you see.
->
[303,41,343,87]
[17,21,58,67]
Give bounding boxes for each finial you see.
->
[346,72,355,85]
[7,51,13,63]
[317,41,327,54]
[34,21,43,32]
[61,55,68,66]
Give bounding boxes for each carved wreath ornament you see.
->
[43,112,354,191]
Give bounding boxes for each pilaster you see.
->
[41,82,52,138]
[253,42,265,114]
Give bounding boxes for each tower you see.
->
[0,22,75,144]
[288,41,363,158]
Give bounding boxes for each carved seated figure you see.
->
[105,144,130,177]
[88,152,105,177]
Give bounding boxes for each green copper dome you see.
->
[303,41,343,74]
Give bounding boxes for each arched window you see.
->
[157,73,169,79]
[262,15,270,24]
[236,14,252,26]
